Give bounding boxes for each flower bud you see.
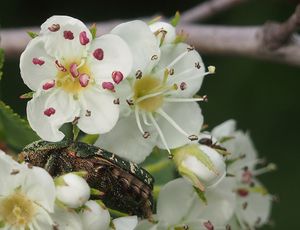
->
[55,172,90,208]
[80,200,110,230]
[173,144,226,191]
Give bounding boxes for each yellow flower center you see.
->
[0,191,36,228]
[56,59,93,94]
[133,76,165,112]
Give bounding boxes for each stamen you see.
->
[188,135,198,141]
[112,71,123,84]
[42,80,55,90]
[79,31,90,45]
[126,99,134,106]
[79,74,90,87]
[44,107,56,117]
[157,108,190,138]
[85,110,91,117]
[208,66,216,74]
[32,58,45,66]
[151,55,159,61]
[203,221,214,230]
[180,82,187,90]
[148,112,171,155]
[55,60,67,72]
[113,98,120,104]
[135,90,167,104]
[142,111,152,126]
[63,30,74,40]
[195,62,201,69]
[164,96,208,103]
[166,50,189,69]
[253,163,277,176]
[135,107,145,135]
[236,188,249,197]
[48,24,60,32]
[102,82,115,91]
[70,63,79,78]
[135,70,143,79]
[143,131,150,139]
[93,48,104,60]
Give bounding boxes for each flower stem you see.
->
[144,159,172,174]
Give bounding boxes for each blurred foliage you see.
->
[0,0,299,229]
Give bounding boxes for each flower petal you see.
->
[211,119,237,139]
[77,86,119,134]
[51,206,83,230]
[236,180,272,228]
[192,177,236,225]
[20,37,57,91]
[154,43,205,97]
[31,205,55,229]
[156,102,203,149]
[80,200,110,230]
[87,34,132,84]
[95,115,157,163]
[27,89,80,142]
[157,178,200,226]
[21,165,56,212]
[111,20,160,76]
[112,216,138,230]
[40,15,92,60]
[149,21,176,45]
[134,220,158,230]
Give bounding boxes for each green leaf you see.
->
[0,100,39,150]
[72,124,80,141]
[19,91,35,99]
[194,186,207,204]
[27,31,38,39]
[0,48,4,80]
[89,24,97,39]
[170,11,181,27]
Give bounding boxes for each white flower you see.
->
[0,150,56,229]
[112,216,138,230]
[80,200,110,230]
[149,21,176,45]
[173,144,226,191]
[135,178,227,230]
[96,20,213,163]
[51,206,83,230]
[200,119,274,229]
[20,15,132,141]
[55,172,90,209]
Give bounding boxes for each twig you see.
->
[1,5,300,67]
[181,0,248,23]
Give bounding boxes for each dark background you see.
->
[0,0,299,229]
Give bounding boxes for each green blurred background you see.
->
[0,0,299,229]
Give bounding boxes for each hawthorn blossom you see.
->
[173,143,226,191]
[135,178,227,230]
[0,150,56,229]
[208,120,275,230]
[20,16,132,141]
[96,20,214,163]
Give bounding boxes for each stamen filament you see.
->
[135,90,166,104]
[164,97,207,103]
[157,108,190,138]
[166,50,189,69]
[135,107,145,135]
[148,112,171,156]
[142,111,152,126]
[253,163,277,176]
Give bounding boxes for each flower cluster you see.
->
[0,150,137,230]
[15,15,275,230]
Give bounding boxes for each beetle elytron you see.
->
[20,140,154,217]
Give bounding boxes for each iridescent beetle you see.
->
[20,140,154,218]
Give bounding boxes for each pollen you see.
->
[133,76,164,112]
[0,191,36,227]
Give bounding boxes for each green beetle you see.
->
[20,140,154,218]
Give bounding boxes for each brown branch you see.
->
[180,0,248,23]
[1,5,300,67]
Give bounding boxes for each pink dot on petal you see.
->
[42,80,55,90]
[93,48,104,60]
[79,74,90,87]
[102,82,115,91]
[44,107,56,117]
[112,71,123,84]
[79,31,90,45]
[64,31,74,40]
[32,58,45,66]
